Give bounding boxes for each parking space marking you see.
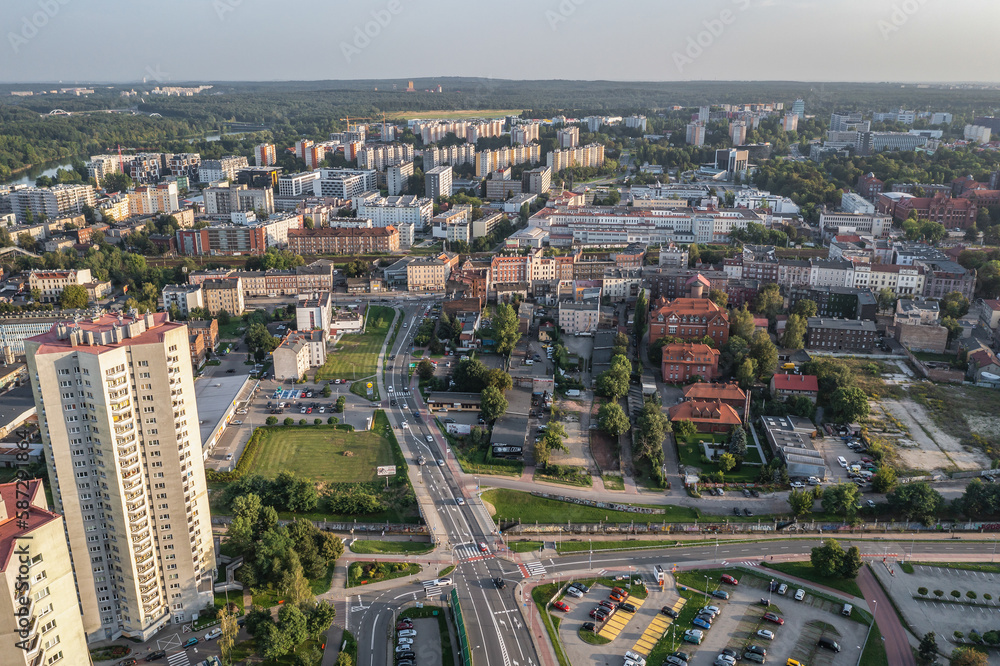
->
[632,599,684,656]
[597,597,646,640]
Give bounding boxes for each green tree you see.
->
[780,313,807,349]
[810,539,845,578]
[950,648,988,666]
[673,419,697,441]
[871,466,898,493]
[736,357,757,390]
[830,386,870,422]
[727,426,747,458]
[787,489,814,517]
[730,304,756,340]
[918,633,938,666]
[417,359,435,381]
[335,396,346,413]
[792,299,817,318]
[486,369,513,392]
[709,289,728,307]
[940,291,971,319]
[748,330,778,377]
[480,385,508,422]
[284,417,295,426]
[266,416,278,426]
[754,283,783,319]
[59,283,89,309]
[336,653,354,666]
[840,545,863,578]
[718,452,736,473]
[598,402,630,437]
[821,483,861,521]
[533,438,551,466]
[219,605,240,665]
[493,302,521,356]
[888,482,943,524]
[877,288,897,314]
[246,322,280,361]
[634,289,648,342]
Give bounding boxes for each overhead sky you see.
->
[1,0,997,84]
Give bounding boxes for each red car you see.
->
[720,574,739,585]
[300,391,306,398]
[552,601,570,612]
[763,612,784,625]
[306,407,313,414]
[599,600,615,610]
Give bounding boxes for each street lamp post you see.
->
[704,575,710,603]
[856,599,877,666]
[589,538,592,570]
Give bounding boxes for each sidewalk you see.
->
[858,565,917,666]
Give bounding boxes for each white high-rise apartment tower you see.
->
[25,312,216,642]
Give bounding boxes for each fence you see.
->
[503,519,1000,536]
[450,588,473,666]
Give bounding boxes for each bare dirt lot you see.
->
[880,398,990,473]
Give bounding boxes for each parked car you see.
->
[396,652,415,661]
[748,645,767,656]
[624,651,646,666]
[692,617,712,630]
[776,583,788,595]
[397,638,414,645]
[183,638,199,648]
[146,651,166,661]
[204,628,222,640]
[711,590,730,600]
[581,622,595,632]
[396,621,414,630]
[794,588,805,601]
[599,600,615,610]
[757,629,775,640]
[742,651,765,664]
[683,629,703,645]
[618,602,637,613]
[552,601,570,612]
[763,612,785,625]
[661,606,679,618]
[570,582,590,593]
[399,629,417,637]
[720,574,738,585]
[817,638,841,652]
[670,652,690,662]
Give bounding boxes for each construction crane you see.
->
[339,112,389,139]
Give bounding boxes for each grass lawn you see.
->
[602,475,625,491]
[482,488,699,524]
[760,561,863,597]
[245,424,395,484]
[676,433,760,482]
[823,357,904,400]
[316,306,395,381]
[860,622,888,666]
[556,539,679,554]
[534,466,593,487]
[349,539,434,555]
[508,540,544,553]
[351,378,380,401]
[217,320,247,339]
[532,583,570,666]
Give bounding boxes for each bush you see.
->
[266,416,278,425]
[314,418,322,425]
[284,417,295,426]
[967,591,978,600]
[299,419,307,425]
[954,631,964,641]
[985,593,993,601]
[917,587,928,596]
[327,416,338,424]
[952,590,961,599]
[934,589,944,598]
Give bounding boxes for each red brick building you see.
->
[877,192,978,228]
[287,226,400,254]
[668,400,742,434]
[661,343,721,383]
[857,172,884,200]
[681,382,749,422]
[650,297,730,345]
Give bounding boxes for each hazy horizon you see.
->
[1,0,998,85]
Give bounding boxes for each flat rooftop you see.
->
[195,374,255,448]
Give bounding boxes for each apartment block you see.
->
[357,143,414,170]
[546,144,606,173]
[425,166,453,200]
[422,144,476,171]
[313,169,377,199]
[287,227,399,255]
[168,153,201,179]
[523,166,551,195]
[198,156,249,183]
[202,278,245,316]
[278,172,322,197]
[254,143,277,167]
[10,185,97,223]
[387,162,414,197]
[661,342,721,382]
[26,313,216,641]
[805,317,878,352]
[162,284,204,317]
[296,292,333,340]
[407,259,451,293]
[511,123,541,145]
[685,122,706,146]
[272,330,327,381]
[127,182,179,216]
[0,478,90,664]
[557,301,600,335]
[203,183,274,217]
[557,127,579,149]
[28,269,93,304]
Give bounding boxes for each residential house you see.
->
[769,373,820,403]
[668,400,742,434]
[660,342,721,383]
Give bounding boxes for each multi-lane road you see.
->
[336,300,995,666]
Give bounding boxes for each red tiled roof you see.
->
[682,382,746,402]
[668,400,741,427]
[772,373,819,392]
[0,479,60,573]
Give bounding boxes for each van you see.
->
[786,660,802,666]
[525,359,534,365]
[817,637,841,652]
[565,389,581,397]
[841,603,853,617]
[837,456,848,468]
[781,363,795,371]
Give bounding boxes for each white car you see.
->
[389,386,394,393]
[756,629,774,640]
[397,637,413,645]
[624,651,647,665]
[401,422,409,429]
[789,481,805,489]
[395,645,411,653]
[431,577,453,586]
[794,588,805,601]
[456,498,465,506]
[204,628,222,640]
[399,629,417,638]
[426,435,434,443]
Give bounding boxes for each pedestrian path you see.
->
[598,596,646,641]
[633,597,684,656]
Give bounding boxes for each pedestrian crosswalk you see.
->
[422,580,442,597]
[519,561,546,578]
[455,543,494,562]
[722,560,760,567]
[166,652,190,666]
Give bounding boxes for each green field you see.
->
[482,488,699,524]
[760,561,864,597]
[246,424,395,484]
[315,306,395,381]
[676,433,762,481]
[349,539,434,555]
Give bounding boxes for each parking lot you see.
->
[551,571,868,666]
